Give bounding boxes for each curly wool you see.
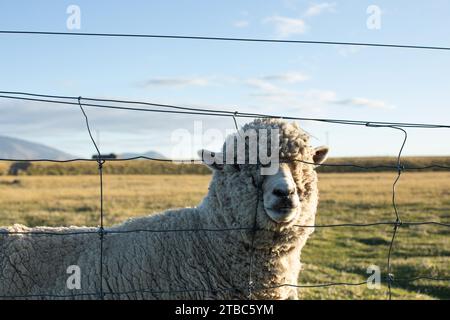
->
[0,118,323,300]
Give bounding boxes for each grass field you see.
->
[0,172,449,299]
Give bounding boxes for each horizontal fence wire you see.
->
[1,221,450,236]
[1,91,450,129]
[0,91,449,299]
[1,277,450,299]
[0,29,449,299]
[1,155,449,171]
[1,30,450,51]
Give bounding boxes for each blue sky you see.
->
[0,0,449,158]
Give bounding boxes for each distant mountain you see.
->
[119,151,167,160]
[0,136,74,160]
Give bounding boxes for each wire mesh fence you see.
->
[0,29,449,300]
[0,92,448,300]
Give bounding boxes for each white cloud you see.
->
[246,83,394,111]
[139,72,309,91]
[261,71,309,83]
[301,89,337,102]
[246,78,295,97]
[263,15,307,38]
[138,73,391,112]
[334,97,395,109]
[304,2,336,17]
[245,78,309,111]
[141,76,210,87]
[296,90,393,110]
[245,79,330,114]
[263,3,336,37]
[233,20,249,28]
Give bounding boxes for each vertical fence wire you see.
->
[365,124,408,299]
[78,97,105,300]
[386,126,407,299]
[232,111,257,300]
[247,189,260,300]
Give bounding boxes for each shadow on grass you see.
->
[356,237,391,246]
[343,263,449,299]
[392,265,450,299]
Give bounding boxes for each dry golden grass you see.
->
[0,175,208,226]
[0,162,9,175]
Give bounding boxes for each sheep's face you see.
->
[262,162,300,223]
[199,118,329,230]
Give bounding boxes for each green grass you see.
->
[0,172,448,299]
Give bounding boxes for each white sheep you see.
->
[0,118,328,299]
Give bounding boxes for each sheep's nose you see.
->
[272,186,295,198]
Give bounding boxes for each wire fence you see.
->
[0,92,448,300]
[0,30,449,300]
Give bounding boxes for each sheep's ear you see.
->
[197,149,224,171]
[312,146,329,165]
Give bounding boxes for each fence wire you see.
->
[0,26,449,300]
[0,93,448,300]
[1,30,450,51]
[77,97,106,300]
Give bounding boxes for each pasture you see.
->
[0,171,448,299]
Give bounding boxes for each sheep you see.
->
[0,118,328,300]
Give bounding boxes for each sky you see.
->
[0,0,449,159]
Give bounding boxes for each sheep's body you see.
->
[0,196,313,299]
[0,118,324,300]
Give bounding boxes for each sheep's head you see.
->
[199,118,328,233]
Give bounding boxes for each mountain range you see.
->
[0,136,74,160]
[118,151,166,159]
[0,136,166,160]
